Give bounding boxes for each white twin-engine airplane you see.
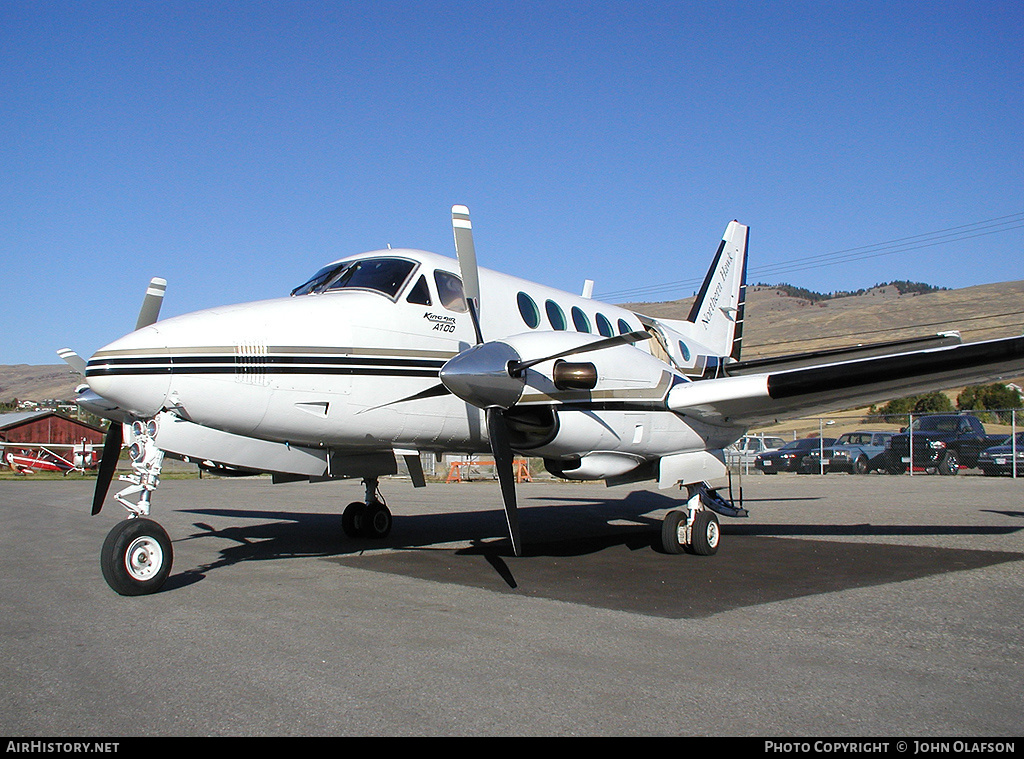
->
[61,206,1024,595]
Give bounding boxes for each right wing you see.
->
[667,335,1024,426]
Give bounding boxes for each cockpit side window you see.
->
[406,274,432,306]
[434,270,468,313]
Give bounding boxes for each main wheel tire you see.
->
[853,456,869,475]
[342,501,393,539]
[100,518,173,596]
[361,501,393,539]
[660,510,687,554]
[938,451,960,475]
[342,501,365,538]
[688,510,720,556]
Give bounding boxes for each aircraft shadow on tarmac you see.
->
[170,489,1024,617]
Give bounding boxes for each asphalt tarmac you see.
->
[2,471,1022,737]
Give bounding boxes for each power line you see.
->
[598,212,1024,302]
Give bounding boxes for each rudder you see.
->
[685,220,748,360]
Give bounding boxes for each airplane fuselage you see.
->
[85,248,741,478]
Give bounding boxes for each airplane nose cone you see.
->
[85,328,171,419]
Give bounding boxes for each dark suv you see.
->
[883,414,1004,475]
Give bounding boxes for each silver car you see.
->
[726,435,787,467]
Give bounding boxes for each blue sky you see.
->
[2,0,1021,365]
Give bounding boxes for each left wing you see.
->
[668,335,1024,426]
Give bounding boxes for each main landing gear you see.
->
[660,482,746,556]
[341,477,394,540]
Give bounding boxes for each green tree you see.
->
[871,391,954,424]
[956,383,1023,423]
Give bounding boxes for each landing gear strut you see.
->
[342,477,393,540]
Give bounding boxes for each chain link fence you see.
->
[731,408,1021,479]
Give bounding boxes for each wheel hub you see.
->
[124,536,163,581]
[706,519,720,549]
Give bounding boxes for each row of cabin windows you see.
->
[517,291,632,337]
[408,273,635,338]
[293,259,638,339]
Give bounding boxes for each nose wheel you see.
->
[100,517,174,595]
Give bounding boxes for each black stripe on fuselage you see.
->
[86,354,447,378]
[544,400,673,413]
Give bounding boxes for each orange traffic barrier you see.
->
[446,459,532,483]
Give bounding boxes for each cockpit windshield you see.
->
[291,257,417,299]
[291,263,344,296]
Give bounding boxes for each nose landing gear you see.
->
[99,419,175,596]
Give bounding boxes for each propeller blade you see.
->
[486,408,522,557]
[92,422,123,515]
[57,348,88,376]
[510,330,652,374]
[135,277,167,330]
[451,205,484,344]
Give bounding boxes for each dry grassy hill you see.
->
[0,363,83,406]
[4,280,1023,434]
[623,279,1024,360]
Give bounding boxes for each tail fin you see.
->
[685,220,748,360]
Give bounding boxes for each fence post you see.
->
[1014,409,1018,480]
[819,418,825,475]
[908,413,914,476]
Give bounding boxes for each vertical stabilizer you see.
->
[685,221,748,360]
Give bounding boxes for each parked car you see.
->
[754,437,836,474]
[882,414,1006,475]
[725,435,787,467]
[977,432,1024,476]
[799,431,895,474]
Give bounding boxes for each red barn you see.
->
[0,411,106,446]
